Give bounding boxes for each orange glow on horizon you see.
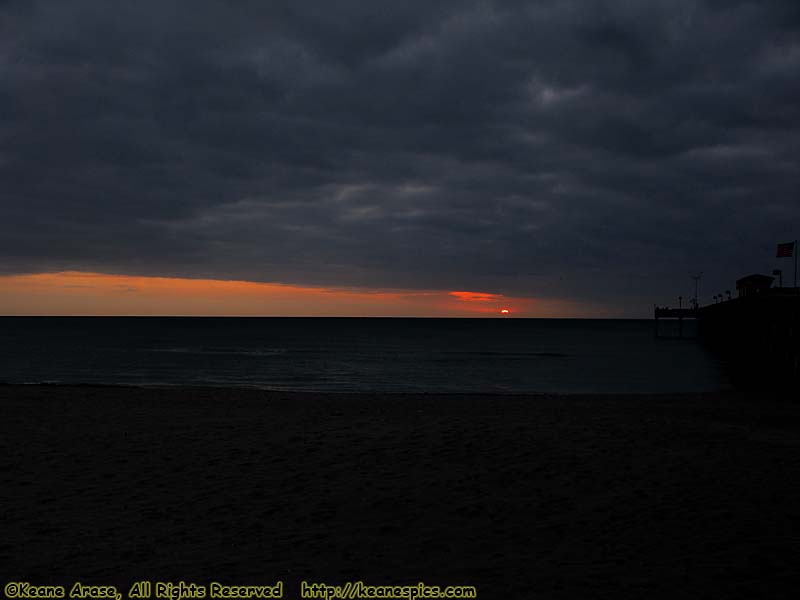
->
[0,271,591,317]
[501,309,510,314]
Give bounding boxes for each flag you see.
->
[776,241,795,258]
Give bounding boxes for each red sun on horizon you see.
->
[500,309,510,315]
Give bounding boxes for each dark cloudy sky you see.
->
[1,0,799,316]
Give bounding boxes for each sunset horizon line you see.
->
[0,270,615,318]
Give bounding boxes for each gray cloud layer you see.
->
[2,0,799,314]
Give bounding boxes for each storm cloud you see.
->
[1,0,799,314]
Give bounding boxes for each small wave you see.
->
[458,350,569,357]
[432,351,569,361]
[150,347,288,357]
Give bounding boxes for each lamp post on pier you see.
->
[691,273,702,309]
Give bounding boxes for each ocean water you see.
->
[0,317,728,393]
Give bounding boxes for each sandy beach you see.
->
[2,385,799,598]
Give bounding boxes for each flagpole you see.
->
[795,239,798,291]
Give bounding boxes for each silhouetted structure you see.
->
[701,277,798,387]
[736,274,774,297]
[656,274,799,386]
[654,306,698,338]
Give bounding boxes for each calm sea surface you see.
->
[0,317,728,393]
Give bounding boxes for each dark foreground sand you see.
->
[2,385,799,599]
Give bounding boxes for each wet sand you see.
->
[1,385,799,598]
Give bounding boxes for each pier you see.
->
[656,274,800,386]
[654,307,699,338]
